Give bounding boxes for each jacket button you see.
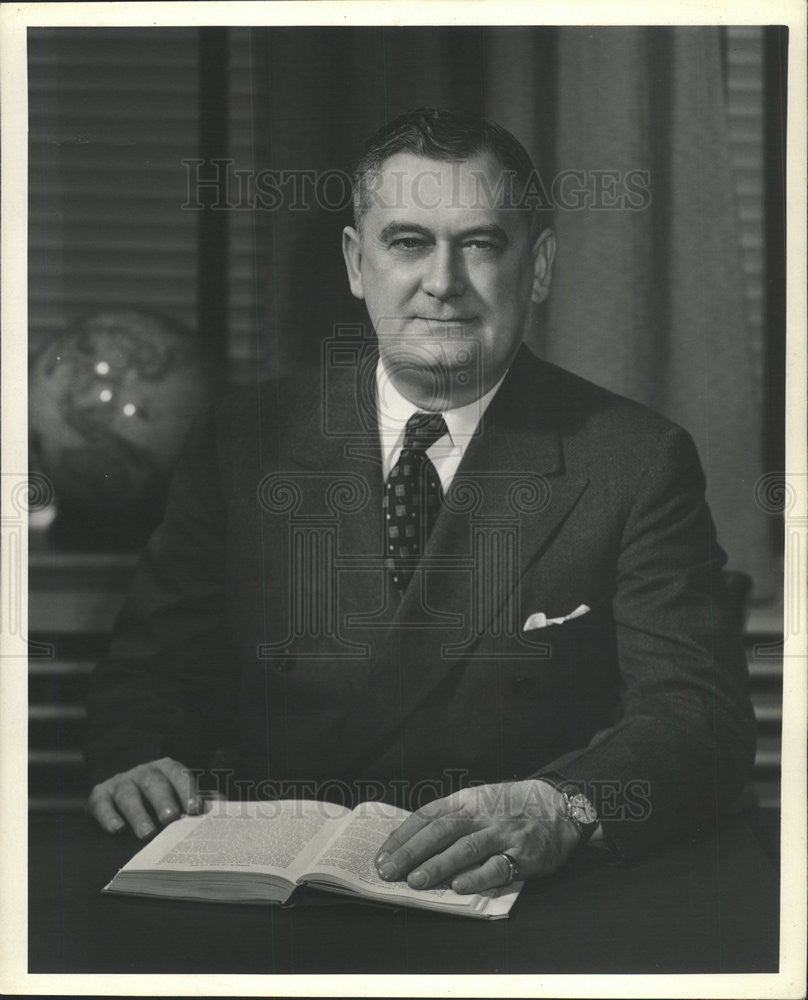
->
[511,676,535,695]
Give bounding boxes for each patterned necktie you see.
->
[384,411,449,593]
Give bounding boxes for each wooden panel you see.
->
[28,553,136,810]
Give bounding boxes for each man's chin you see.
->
[377,346,488,409]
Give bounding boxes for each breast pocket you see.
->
[502,606,615,689]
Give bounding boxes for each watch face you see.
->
[569,792,598,826]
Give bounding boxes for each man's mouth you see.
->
[413,316,476,324]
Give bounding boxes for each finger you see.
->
[111,779,157,839]
[155,758,201,815]
[451,852,519,895]
[375,797,456,865]
[86,787,126,834]
[403,826,501,890]
[137,767,185,827]
[377,811,474,882]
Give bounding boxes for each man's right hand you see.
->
[86,757,201,838]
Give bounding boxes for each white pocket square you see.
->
[523,604,590,631]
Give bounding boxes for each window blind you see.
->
[225,27,273,384]
[725,26,765,404]
[27,28,202,356]
[724,25,782,813]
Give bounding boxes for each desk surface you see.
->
[29,809,780,975]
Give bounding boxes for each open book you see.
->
[103,798,523,920]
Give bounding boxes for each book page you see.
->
[117,799,350,882]
[306,801,479,908]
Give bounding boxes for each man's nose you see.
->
[421,245,465,299]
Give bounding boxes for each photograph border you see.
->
[2,2,805,997]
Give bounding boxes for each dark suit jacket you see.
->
[85,342,756,859]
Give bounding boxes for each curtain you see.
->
[235,26,775,598]
[543,27,773,598]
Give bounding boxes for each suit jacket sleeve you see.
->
[533,424,757,859]
[84,404,238,786]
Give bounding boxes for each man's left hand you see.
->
[374,779,582,893]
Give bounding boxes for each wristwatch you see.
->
[543,779,599,847]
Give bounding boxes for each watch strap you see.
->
[538,775,599,847]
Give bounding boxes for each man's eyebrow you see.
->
[456,223,509,243]
[377,222,510,243]
[378,222,434,242]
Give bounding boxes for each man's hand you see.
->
[86,757,202,838]
[374,780,582,893]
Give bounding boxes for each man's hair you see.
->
[352,106,543,232]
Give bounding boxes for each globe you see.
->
[29,310,218,550]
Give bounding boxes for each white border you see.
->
[1,2,805,997]
[0,0,802,27]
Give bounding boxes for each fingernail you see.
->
[375,851,390,867]
[137,824,154,839]
[161,807,177,821]
[452,878,469,893]
[408,869,427,888]
[378,862,396,880]
[186,798,198,814]
[109,820,124,833]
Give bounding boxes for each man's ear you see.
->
[342,226,365,300]
[530,228,556,305]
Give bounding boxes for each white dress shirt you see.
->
[375,356,507,491]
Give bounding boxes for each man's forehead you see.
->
[364,151,518,222]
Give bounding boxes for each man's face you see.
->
[342,151,554,409]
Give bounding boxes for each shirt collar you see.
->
[375,354,508,457]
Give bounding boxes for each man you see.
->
[85,107,756,896]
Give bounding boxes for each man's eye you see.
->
[390,237,427,250]
[464,240,497,251]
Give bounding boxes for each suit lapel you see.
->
[334,345,589,769]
